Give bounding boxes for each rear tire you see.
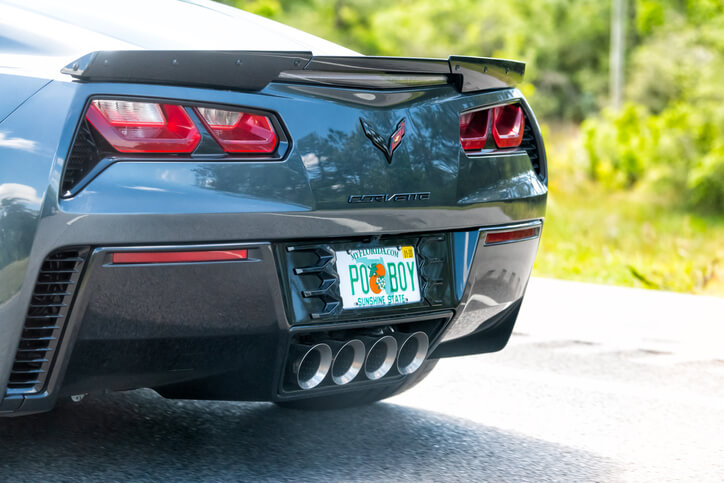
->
[275,359,438,410]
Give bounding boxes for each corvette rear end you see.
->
[0,1,546,416]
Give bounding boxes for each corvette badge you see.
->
[360,118,406,163]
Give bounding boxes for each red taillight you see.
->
[492,104,525,148]
[196,107,278,153]
[86,100,201,153]
[460,104,526,151]
[459,109,490,151]
[112,249,248,264]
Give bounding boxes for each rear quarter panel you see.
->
[0,80,76,396]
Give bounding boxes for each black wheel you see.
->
[275,359,438,410]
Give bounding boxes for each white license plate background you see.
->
[336,246,421,309]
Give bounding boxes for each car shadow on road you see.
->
[0,389,614,481]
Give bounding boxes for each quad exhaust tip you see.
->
[396,331,429,375]
[291,332,430,390]
[294,343,333,390]
[330,339,366,385]
[364,335,398,380]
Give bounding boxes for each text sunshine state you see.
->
[355,293,408,307]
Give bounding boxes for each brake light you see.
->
[86,100,201,153]
[459,110,490,151]
[196,107,278,153]
[492,104,525,148]
[460,104,526,151]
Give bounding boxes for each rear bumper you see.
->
[1,219,541,416]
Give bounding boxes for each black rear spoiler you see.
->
[61,51,524,93]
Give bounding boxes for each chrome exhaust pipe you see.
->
[362,335,398,380]
[291,343,333,390]
[329,339,365,385]
[394,331,429,375]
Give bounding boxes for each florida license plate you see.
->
[336,246,421,309]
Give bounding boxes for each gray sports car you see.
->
[0,0,546,416]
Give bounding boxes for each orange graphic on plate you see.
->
[369,263,386,294]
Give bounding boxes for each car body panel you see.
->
[0,74,50,122]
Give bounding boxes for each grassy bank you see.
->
[533,125,724,296]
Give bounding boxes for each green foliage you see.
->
[627,18,724,113]
[582,0,724,213]
[239,0,282,17]
[688,150,724,213]
[582,100,724,212]
[635,0,666,35]
[582,104,652,188]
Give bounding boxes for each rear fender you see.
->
[0,80,76,396]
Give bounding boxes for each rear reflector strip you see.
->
[485,227,540,246]
[112,250,248,264]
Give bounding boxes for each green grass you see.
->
[533,124,724,296]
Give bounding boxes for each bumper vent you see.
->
[417,235,447,306]
[61,120,105,198]
[5,248,88,395]
[521,110,545,181]
[286,245,342,320]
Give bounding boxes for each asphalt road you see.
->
[1,278,723,482]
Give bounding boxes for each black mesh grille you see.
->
[61,120,104,198]
[521,111,543,180]
[5,248,88,395]
[286,245,343,319]
[416,235,447,306]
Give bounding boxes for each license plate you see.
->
[336,246,421,309]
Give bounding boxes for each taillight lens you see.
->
[460,104,526,151]
[196,107,278,153]
[459,110,490,151]
[492,104,525,148]
[86,100,201,153]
